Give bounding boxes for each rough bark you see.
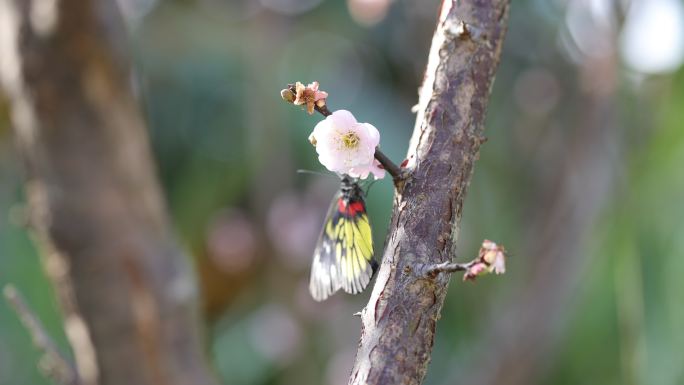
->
[0,1,219,385]
[348,1,510,384]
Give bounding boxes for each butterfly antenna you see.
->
[363,179,379,195]
[296,169,335,178]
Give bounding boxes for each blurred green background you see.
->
[2,0,684,384]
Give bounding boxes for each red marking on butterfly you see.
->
[338,199,365,216]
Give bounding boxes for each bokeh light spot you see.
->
[620,0,684,74]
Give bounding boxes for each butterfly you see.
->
[309,175,378,301]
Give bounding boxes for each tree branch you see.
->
[3,284,80,385]
[347,1,510,384]
[0,1,219,385]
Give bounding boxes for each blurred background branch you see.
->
[0,1,218,385]
[3,284,80,385]
[447,12,622,384]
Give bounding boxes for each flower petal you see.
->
[329,110,357,127]
[349,160,385,180]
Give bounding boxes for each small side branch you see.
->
[426,240,508,281]
[281,83,405,183]
[424,261,473,277]
[3,284,80,385]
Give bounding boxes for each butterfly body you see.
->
[309,176,378,301]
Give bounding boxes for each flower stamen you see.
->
[341,131,360,149]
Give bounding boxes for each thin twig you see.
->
[314,103,332,117]
[283,84,405,183]
[3,284,80,385]
[373,148,404,184]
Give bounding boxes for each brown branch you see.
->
[0,1,219,385]
[3,284,81,385]
[347,1,511,384]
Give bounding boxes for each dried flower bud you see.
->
[293,81,328,115]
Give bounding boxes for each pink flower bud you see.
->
[463,262,488,281]
[464,240,508,281]
[293,81,328,115]
[479,239,507,275]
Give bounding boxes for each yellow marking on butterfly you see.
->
[357,244,367,270]
[356,216,372,258]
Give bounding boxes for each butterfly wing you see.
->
[309,193,343,301]
[309,190,377,301]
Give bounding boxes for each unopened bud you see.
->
[281,88,296,104]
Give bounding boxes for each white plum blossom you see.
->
[308,110,385,180]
